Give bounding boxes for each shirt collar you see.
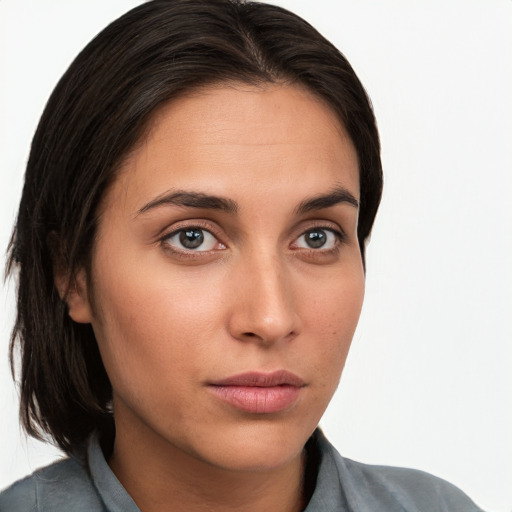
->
[303,429,347,512]
[88,432,140,512]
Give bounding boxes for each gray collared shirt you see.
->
[0,429,484,511]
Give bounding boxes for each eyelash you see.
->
[159,221,346,259]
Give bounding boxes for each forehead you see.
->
[109,83,359,212]
[148,82,349,146]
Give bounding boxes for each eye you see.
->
[163,227,222,252]
[294,228,340,250]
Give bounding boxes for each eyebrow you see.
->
[137,185,358,217]
[295,186,359,214]
[137,190,238,216]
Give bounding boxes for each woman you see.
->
[0,1,485,510]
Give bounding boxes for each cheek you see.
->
[301,269,364,380]
[87,261,212,404]
[303,263,364,330]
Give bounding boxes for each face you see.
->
[70,83,364,472]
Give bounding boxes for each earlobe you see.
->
[55,268,94,324]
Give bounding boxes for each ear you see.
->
[49,233,94,324]
[59,269,94,324]
[54,266,94,324]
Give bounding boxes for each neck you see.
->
[108,412,307,512]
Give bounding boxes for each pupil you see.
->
[180,229,204,249]
[306,229,326,248]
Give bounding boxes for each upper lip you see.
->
[209,370,305,388]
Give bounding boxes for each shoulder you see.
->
[340,456,484,511]
[0,456,104,512]
[312,430,485,512]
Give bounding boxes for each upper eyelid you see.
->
[298,226,344,238]
[293,220,346,238]
[160,220,223,239]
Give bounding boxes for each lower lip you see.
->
[208,385,302,413]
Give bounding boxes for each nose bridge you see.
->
[229,247,299,344]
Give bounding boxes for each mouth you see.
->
[207,370,306,414]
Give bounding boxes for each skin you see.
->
[65,83,364,512]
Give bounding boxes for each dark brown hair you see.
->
[7,0,383,453]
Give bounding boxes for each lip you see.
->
[207,370,306,414]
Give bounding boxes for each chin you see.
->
[181,418,315,473]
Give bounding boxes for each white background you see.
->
[1,1,511,511]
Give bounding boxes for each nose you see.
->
[227,254,300,346]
